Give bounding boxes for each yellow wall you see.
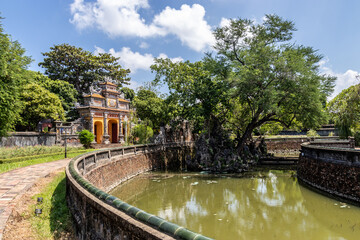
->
[93,117,104,144]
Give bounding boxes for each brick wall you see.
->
[66,143,211,240]
[298,144,360,205]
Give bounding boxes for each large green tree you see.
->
[214,14,335,149]
[0,18,32,136]
[151,55,231,133]
[26,71,78,113]
[133,88,174,130]
[327,84,360,137]
[152,14,335,153]
[39,43,130,96]
[17,83,65,131]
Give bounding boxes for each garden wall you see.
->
[264,136,351,154]
[298,143,360,205]
[0,132,56,147]
[66,143,211,240]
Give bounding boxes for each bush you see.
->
[78,130,94,148]
[131,124,154,144]
[306,129,319,137]
[354,132,360,146]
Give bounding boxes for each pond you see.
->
[110,170,360,240]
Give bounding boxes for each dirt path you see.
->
[0,159,71,240]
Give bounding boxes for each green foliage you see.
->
[151,55,231,132]
[327,84,360,138]
[151,14,335,151]
[306,129,320,137]
[16,83,65,130]
[78,129,94,148]
[0,18,32,136]
[120,87,135,102]
[131,123,154,144]
[39,43,130,96]
[133,87,174,130]
[354,132,360,146]
[31,71,78,113]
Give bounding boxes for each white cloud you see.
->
[70,0,164,37]
[220,17,231,28]
[70,1,214,51]
[319,59,360,99]
[153,4,215,51]
[94,46,183,73]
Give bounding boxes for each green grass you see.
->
[30,171,73,239]
[0,150,94,174]
[0,145,86,159]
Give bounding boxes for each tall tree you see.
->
[152,15,335,155]
[39,43,130,96]
[133,88,172,130]
[214,14,335,149]
[151,55,231,133]
[327,83,360,137]
[120,87,135,102]
[26,71,78,113]
[16,83,65,131]
[0,17,32,136]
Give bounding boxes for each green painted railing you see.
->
[67,143,213,240]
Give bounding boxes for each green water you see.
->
[110,171,360,240]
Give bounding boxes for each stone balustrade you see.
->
[66,142,212,240]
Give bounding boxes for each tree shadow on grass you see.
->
[49,177,74,239]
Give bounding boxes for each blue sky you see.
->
[1,0,360,98]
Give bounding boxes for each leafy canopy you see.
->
[39,43,130,96]
[17,83,65,131]
[0,18,32,136]
[133,87,173,130]
[151,14,335,149]
[327,83,360,137]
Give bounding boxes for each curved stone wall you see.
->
[66,143,212,240]
[298,143,360,205]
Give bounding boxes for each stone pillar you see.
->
[124,116,128,143]
[119,114,124,143]
[103,112,110,144]
[89,113,94,133]
[89,113,96,144]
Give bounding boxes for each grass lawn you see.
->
[31,171,73,239]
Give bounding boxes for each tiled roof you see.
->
[99,81,117,86]
[83,94,105,99]
[118,98,130,103]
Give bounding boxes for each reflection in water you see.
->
[110,171,360,240]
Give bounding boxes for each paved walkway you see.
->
[0,158,71,240]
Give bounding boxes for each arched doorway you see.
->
[108,120,118,143]
[94,121,103,144]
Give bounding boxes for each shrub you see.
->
[354,132,360,146]
[306,129,319,137]
[131,124,154,144]
[78,130,94,148]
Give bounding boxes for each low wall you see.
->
[66,143,211,240]
[298,143,360,205]
[0,132,56,147]
[264,136,348,154]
